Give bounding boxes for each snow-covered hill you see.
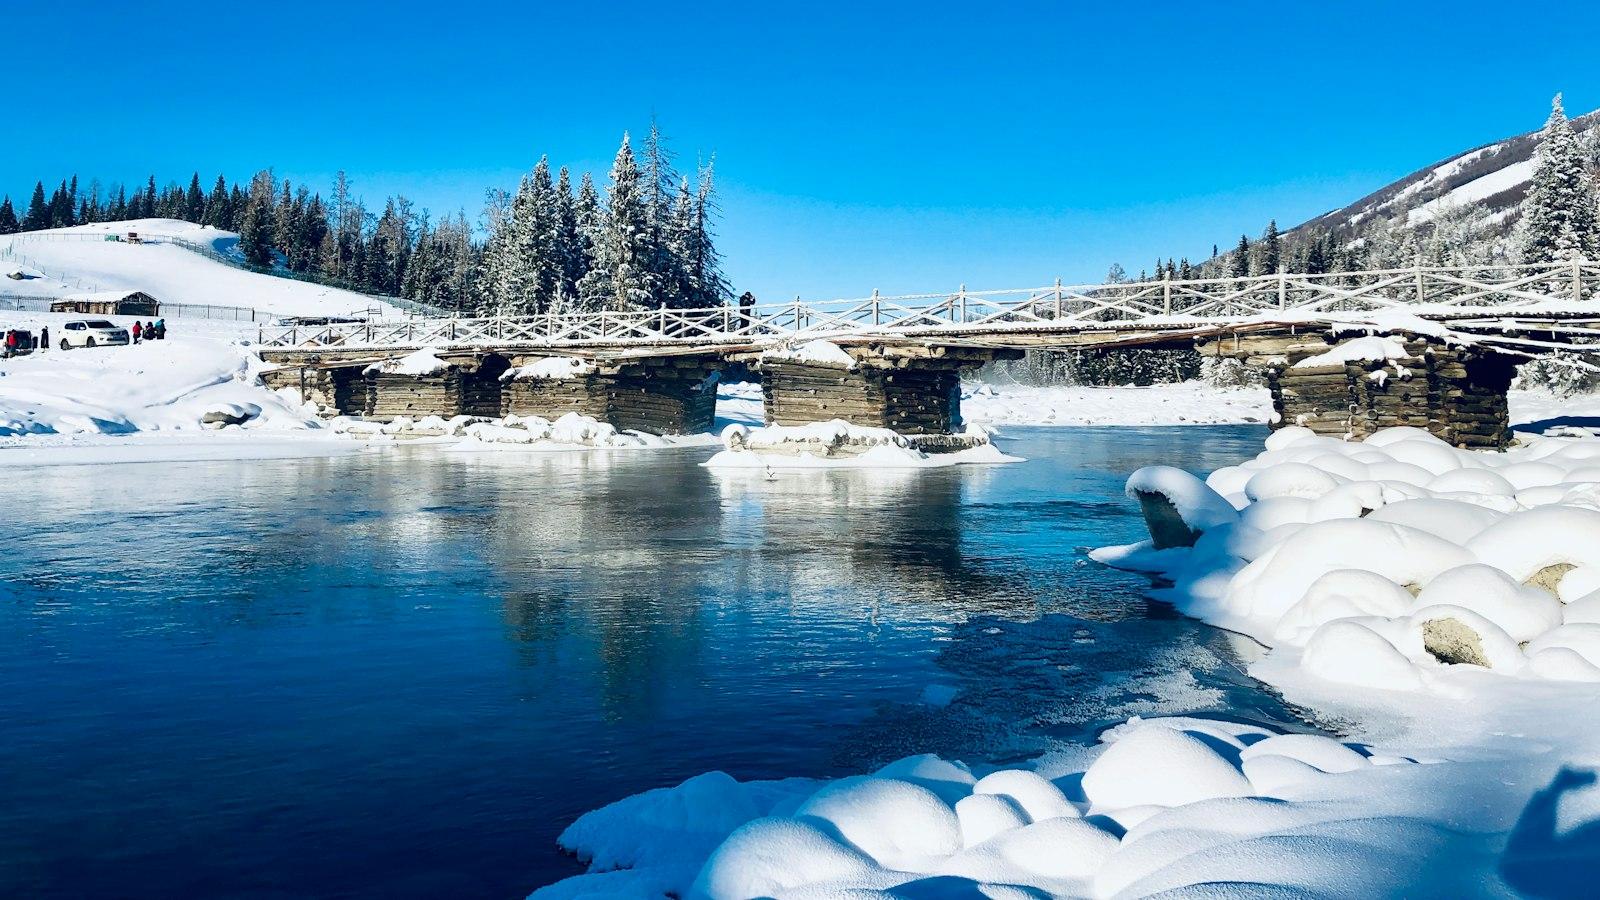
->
[1298,108,1599,240]
[0,219,399,318]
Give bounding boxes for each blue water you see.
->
[0,425,1296,897]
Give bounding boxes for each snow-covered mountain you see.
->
[1294,108,1600,243]
[0,219,399,318]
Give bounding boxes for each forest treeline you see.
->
[0,124,730,314]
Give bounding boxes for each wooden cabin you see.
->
[50,291,162,317]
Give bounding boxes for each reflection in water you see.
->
[0,425,1297,898]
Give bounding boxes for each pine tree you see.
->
[639,119,679,303]
[477,185,514,314]
[1521,93,1600,270]
[22,182,48,230]
[204,175,229,227]
[238,170,278,267]
[552,167,583,311]
[185,173,205,222]
[689,160,730,306]
[1231,235,1251,278]
[1261,220,1281,273]
[0,196,17,234]
[524,157,563,312]
[572,173,603,311]
[582,133,653,311]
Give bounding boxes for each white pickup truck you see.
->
[58,319,131,350]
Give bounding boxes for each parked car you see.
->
[2,328,36,358]
[59,320,131,350]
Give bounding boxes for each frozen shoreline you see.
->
[535,422,1600,899]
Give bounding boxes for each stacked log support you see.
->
[365,369,467,419]
[1268,333,1515,449]
[259,363,364,416]
[754,345,1019,435]
[502,354,722,435]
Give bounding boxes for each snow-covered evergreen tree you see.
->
[551,167,582,312]
[523,158,564,313]
[1259,220,1281,274]
[238,171,278,267]
[478,186,515,315]
[1521,93,1600,272]
[572,173,604,311]
[0,196,16,234]
[583,134,653,311]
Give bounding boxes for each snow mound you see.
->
[365,348,451,376]
[506,355,597,380]
[705,420,1021,470]
[1292,335,1410,369]
[761,340,857,368]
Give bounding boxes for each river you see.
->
[0,425,1309,897]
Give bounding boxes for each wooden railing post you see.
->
[958,284,967,324]
[1574,255,1585,301]
[1054,278,1063,320]
[1163,272,1172,315]
[658,303,667,337]
[793,296,803,333]
[1414,261,1425,304]
[871,289,881,327]
[1277,269,1287,311]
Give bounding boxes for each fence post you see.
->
[793,296,803,333]
[958,284,967,324]
[1054,278,1063,320]
[872,289,881,327]
[1163,272,1173,315]
[658,302,667,337]
[1277,269,1286,311]
[1574,255,1585,301]
[1414,261,1425,304]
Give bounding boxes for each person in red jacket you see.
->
[131,321,142,344]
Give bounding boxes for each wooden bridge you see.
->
[255,261,1600,449]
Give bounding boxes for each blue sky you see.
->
[4,1,1598,299]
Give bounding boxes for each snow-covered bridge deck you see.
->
[253,260,1600,355]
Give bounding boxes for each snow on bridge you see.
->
[253,260,1600,355]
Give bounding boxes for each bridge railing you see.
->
[252,259,1600,350]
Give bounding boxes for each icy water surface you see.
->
[0,425,1300,897]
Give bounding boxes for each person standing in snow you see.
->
[3,329,15,358]
[39,326,48,352]
[131,321,142,344]
[155,318,166,340]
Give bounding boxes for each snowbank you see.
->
[536,717,1520,900]
[704,420,1021,470]
[0,334,319,444]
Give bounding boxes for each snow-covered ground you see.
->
[0,219,395,318]
[537,423,1600,899]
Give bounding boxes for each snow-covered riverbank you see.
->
[535,423,1600,899]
